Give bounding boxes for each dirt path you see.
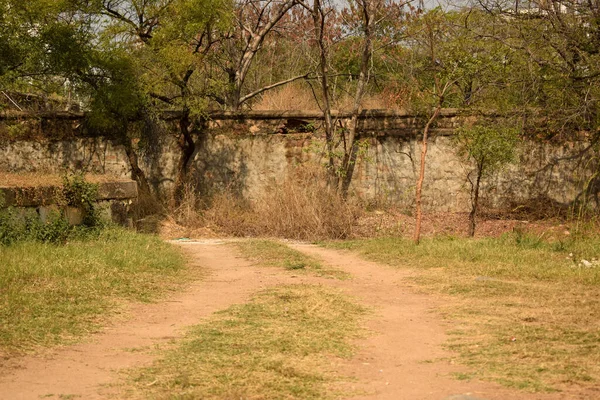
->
[0,240,570,400]
[0,240,307,400]
[286,243,569,400]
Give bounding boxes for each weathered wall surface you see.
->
[0,138,131,177]
[0,110,597,213]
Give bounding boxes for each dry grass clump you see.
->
[129,284,365,399]
[253,83,319,110]
[252,82,400,112]
[169,182,205,228]
[199,191,260,236]
[234,239,350,279]
[336,93,400,111]
[202,167,362,241]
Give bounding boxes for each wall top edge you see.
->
[0,181,138,208]
[0,108,479,121]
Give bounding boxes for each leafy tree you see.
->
[0,0,96,108]
[475,0,600,136]
[304,0,417,193]
[393,8,526,243]
[0,1,26,87]
[92,0,232,205]
[338,0,416,197]
[403,9,463,244]
[455,123,519,236]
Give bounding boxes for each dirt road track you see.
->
[0,240,570,399]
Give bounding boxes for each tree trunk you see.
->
[115,133,161,218]
[113,128,152,198]
[468,161,484,237]
[312,0,337,188]
[224,68,241,110]
[340,0,373,198]
[123,140,152,197]
[414,106,441,244]
[171,112,196,208]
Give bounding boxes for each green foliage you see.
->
[0,209,71,245]
[83,51,146,135]
[61,173,100,227]
[455,124,520,176]
[380,8,538,115]
[95,0,232,116]
[0,0,98,103]
[0,174,102,246]
[1,0,596,146]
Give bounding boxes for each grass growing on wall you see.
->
[0,228,187,353]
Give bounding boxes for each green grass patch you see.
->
[325,234,600,392]
[0,228,187,352]
[234,239,349,279]
[129,284,365,399]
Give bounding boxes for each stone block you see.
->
[97,181,138,200]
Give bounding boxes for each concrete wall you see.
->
[1,110,597,213]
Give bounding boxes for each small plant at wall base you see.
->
[455,124,519,236]
[0,174,102,245]
[61,173,101,227]
[0,208,74,245]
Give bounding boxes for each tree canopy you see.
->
[2,0,598,206]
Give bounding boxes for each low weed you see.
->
[326,233,600,392]
[0,228,186,353]
[128,284,365,399]
[61,173,101,227]
[234,239,349,279]
[0,173,104,245]
[0,209,68,245]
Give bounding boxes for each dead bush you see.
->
[201,191,261,237]
[170,182,204,227]
[202,166,362,240]
[253,83,318,111]
[253,82,396,112]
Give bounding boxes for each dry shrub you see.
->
[253,81,402,112]
[202,166,362,240]
[253,83,318,111]
[170,182,204,227]
[254,168,361,240]
[135,183,203,235]
[201,192,261,237]
[132,188,164,217]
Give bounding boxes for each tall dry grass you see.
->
[253,83,319,110]
[202,167,362,240]
[253,82,401,112]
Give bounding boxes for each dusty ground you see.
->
[0,240,584,399]
[353,209,579,240]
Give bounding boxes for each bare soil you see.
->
[354,209,578,241]
[0,240,583,399]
